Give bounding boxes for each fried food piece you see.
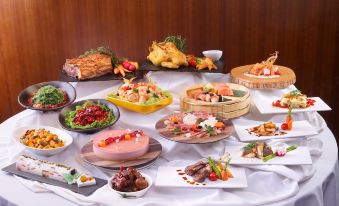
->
[197,57,217,70]
[147,41,188,69]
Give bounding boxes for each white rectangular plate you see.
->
[255,97,331,114]
[233,120,318,141]
[227,146,312,165]
[156,166,247,188]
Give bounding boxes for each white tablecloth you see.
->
[0,72,338,206]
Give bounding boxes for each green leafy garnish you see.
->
[133,88,139,93]
[32,85,65,105]
[173,127,181,135]
[63,172,81,185]
[289,90,302,97]
[164,35,186,52]
[242,143,255,150]
[152,93,159,98]
[224,158,231,170]
[79,46,120,67]
[205,125,214,136]
[232,89,247,97]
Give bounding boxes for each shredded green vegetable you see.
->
[32,85,64,105]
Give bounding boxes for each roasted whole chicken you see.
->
[147,41,188,69]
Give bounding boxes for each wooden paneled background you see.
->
[0,0,338,139]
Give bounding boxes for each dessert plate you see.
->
[155,166,247,188]
[80,138,162,170]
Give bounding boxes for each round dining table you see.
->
[0,72,338,206]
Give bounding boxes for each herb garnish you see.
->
[242,143,255,150]
[79,46,120,67]
[173,127,181,135]
[164,35,186,52]
[205,125,214,135]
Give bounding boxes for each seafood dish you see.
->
[110,167,149,192]
[106,77,172,113]
[93,129,149,160]
[16,155,96,187]
[247,122,279,136]
[64,101,115,130]
[63,47,139,80]
[246,119,294,137]
[245,51,280,78]
[184,156,233,183]
[147,35,217,70]
[20,129,64,149]
[242,142,297,162]
[272,90,316,109]
[28,85,69,109]
[186,83,247,103]
[163,112,227,138]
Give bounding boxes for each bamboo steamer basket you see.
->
[180,83,251,119]
[230,65,296,89]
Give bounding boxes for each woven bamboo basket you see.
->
[180,83,251,119]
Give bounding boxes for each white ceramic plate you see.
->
[226,145,312,165]
[233,120,318,141]
[13,126,73,156]
[155,166,247,188]
[254,97,331,114]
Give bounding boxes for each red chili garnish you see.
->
[307,99,316,107]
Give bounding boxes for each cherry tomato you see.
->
[281,123,288,130]
[122,61,130,69]
[274,70,280,75]
[188,59,196,67]
[128,64,136,71]
[209,172,218,181]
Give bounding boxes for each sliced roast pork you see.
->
[63,52,112,80]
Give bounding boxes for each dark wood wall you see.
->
[0,0,338,139]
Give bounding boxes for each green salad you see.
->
[65,101,115,129]
[32,85,65,107]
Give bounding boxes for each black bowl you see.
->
[18,81,76,112]
[58,99,120,134]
